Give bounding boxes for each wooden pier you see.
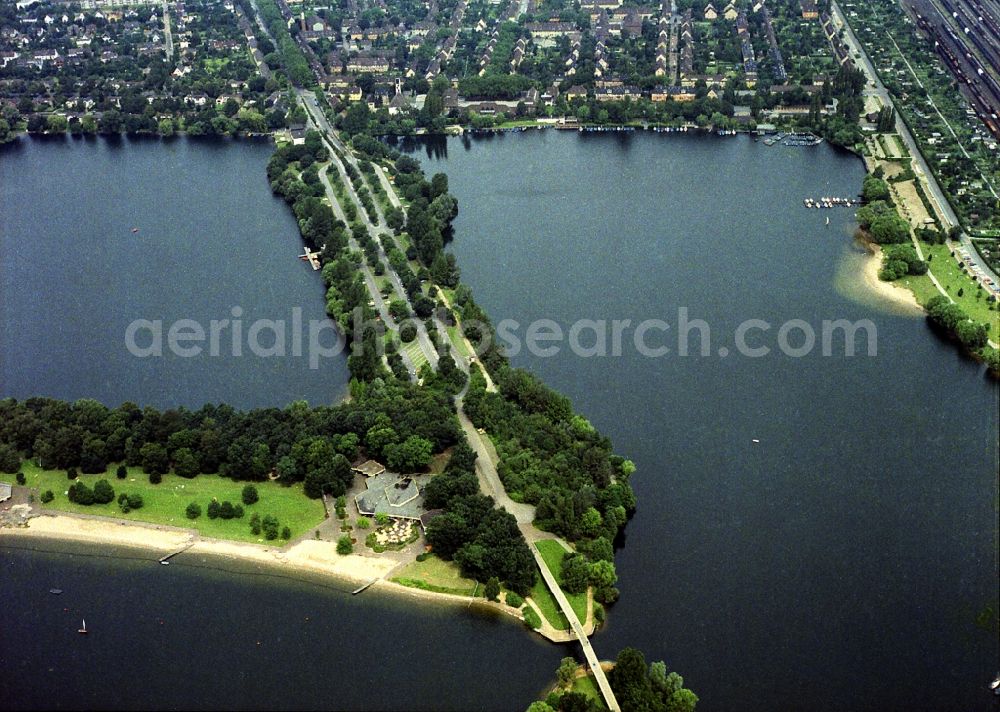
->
[351,578,378,595]
[159,541,196,564]
[299,249,321,270]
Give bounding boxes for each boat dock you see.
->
[764,132,823,147]
[158,541,196,564]
[803,196,861,209]
[351,578,378,595]
[299,249,321,270]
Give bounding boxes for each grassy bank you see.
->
[392,554,479,596]
[535,539,589,622]
[19,462,325,543]
[571,674,607,708]
[919,243,1000,328]
[529,577,570,630]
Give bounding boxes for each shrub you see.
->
[234,504,245,519]
[281,526,291,540]
[522,606,541,629]
[149,471,162,485]
[219,501,235,520]
[241,484,259,506]
[415,552,431,562]
[505,591,524,608]
[67,467,78,480]
[127,493,143,510]
[40,490,54,503]
[595,586,619,604]
[337,535,353,554]
[116,465,128,480]
[186,502,202,519]
[92,479,115,505]
[484,576,500,601]
[262,514,279,540]
[16,472,26,486]
[593,601,605,625]
[68,481,93,505]
[400,322,417,343]
[357,516,371,529]
[207,500,221,519]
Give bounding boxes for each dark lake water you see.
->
[1,131,997,712]
[0,136,348,410]
[398,130,1000,712]
[0,540,561,710]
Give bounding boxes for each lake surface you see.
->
[1,131,997,712]
[398,130,1000,711]
[0,136,348,410]
[0,540,562,710]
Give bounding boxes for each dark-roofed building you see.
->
[355,472,434,522]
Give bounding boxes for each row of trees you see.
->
[0,378,461,488]
[925,296,992,350]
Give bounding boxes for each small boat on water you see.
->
[131,227,139,233]
[49,588,63,595]
[825,216,830,225]
[990,673,1000,693]
[160,560,170,566]
[77,619,88,635]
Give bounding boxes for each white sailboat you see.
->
[77,619,88,635]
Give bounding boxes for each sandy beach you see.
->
[2,514,397,587]
[834,240,924,316]
[860,245,923,312]
[1,513,560,634]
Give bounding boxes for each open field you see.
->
[921,243,1000,328]
[392,554,479,596]
[18,462,325,543]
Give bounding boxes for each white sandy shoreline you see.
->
[0,514,512,614]
[3,514,392,586]
[860,244,923,312]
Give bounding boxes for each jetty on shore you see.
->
[299,249,321,270]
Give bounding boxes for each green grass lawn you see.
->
[529,577,569,630]
[447,326,472,360]
[392,555,479,596]
[571,674,607,708]
[535,539,589,622]
[905,242,1000,329]
[20,462,325,543]
[495,119,546,129]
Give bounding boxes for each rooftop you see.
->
[355,472,433,521]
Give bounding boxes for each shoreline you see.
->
[0,513,539,625]
[859,242,924,313]
[3,513,392,588]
